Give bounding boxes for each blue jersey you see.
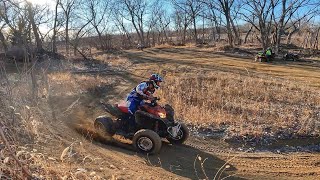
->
[127,82,154,100]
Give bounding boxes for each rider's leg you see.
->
[126,98,141,132]
[128,99,140,115]
[266,55,271,62]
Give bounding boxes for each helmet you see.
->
[149,74,163,89]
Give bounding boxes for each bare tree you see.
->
[244,25,253,44]
[241,0,277,50]
[273,0,317,53]
[71,17,93,56]
[172,9,192,45]
[145,1,163,47]
[156,8,171,44]
[52,0,60,53]
[118,0,149,46]
[202,0,239,46]
[172,0,204,43]
[26,2,43,52]
[59,0,77,56]
[112,8,133,48]
[83,0,111,50]
[0,0,24,46]
[201,1,222,42]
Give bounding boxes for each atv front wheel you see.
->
[94,116,116,136]
[132,129,162,154]
[167,123,189,145]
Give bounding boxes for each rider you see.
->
[265,47,273,61]
[125,73,163,130]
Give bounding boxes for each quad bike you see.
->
[94,97,189,154]
[255,52,275,62]
[283,53,299,61]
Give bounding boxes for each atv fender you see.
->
[134,110,168,135]
[94,116,116,136]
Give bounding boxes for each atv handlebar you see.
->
[150,97,160,106]
[147,96,159,101]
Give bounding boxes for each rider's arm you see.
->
[136,82,152,99]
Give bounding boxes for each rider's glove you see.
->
[147,95,154,100]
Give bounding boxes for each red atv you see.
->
[94,98,189,154]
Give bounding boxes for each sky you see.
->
[26,0,56,9]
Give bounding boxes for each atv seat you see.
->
[117,101,129,114]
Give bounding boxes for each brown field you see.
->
[1,46,320,179]
[121,47,320,142]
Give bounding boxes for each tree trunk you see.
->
[73,40,78,56]
[230,16,239,45]
[146,30,150,47]
[140,29,145,46]
[202,16,205,43]
[244,26,253,44]
[152,31,156,46]
[275,0,286,54]
[183,26,187,44]
[303,32,310,48]
[65,18,69,56]
[93,26,104,50]
[275,25,283,53]
[258,18,270,50]
[128,9,143,46]
[313,27,320,50]
[216,23,221,41]
[211,26,215,42]
[226,17,233,46]
[52,0,59,53]
[286,27,299,45]
[260,28,268,50]
[192,15,197,43]
[27,3,43,52]
[163,28,169,43]
[0,30,8,52]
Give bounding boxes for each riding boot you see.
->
[127,115,137,134]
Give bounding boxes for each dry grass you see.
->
[0,78,48,179]
[94,54,132,70]
[122,46,320,143]
[0,58,113,179]
[48,72,116,97]
[158,71,320,142]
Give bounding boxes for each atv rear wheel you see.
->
[132,129,162,154]
[94,116,116,136]
[167,123,189,145]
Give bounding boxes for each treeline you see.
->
[0,0,320,56]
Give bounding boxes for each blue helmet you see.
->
[149,74,163,89]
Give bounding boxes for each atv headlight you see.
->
[158,112,166,119]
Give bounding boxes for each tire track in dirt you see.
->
[184,136,320,179]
